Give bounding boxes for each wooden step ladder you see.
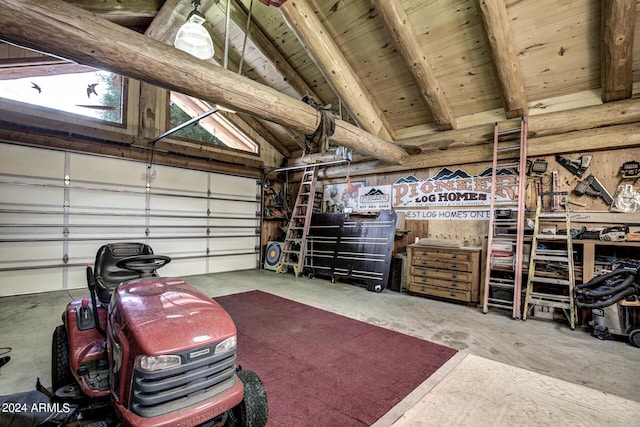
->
[482,118,528,319]
[276,165,318,276]
[522,192,577,329]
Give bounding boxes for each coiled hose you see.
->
[574,267,640,309]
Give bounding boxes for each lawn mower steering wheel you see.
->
[115,255,171,277]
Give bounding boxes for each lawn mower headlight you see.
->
[214,335,237,355]
[138,354,182,372]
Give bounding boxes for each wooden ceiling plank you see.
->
[373,0,456,131]
[0,0,408,164]
[235,113,292,158]
[223,0,321,102]
[601,0,636,103]
[277,0,394,141]
[476,0,528,118]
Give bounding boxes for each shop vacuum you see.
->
[574,266,640,347]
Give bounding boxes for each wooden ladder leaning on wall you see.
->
[522,192,577,329]
[276,165,318,277]
[482,117,528,319]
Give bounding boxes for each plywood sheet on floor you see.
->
[392,354,640,426]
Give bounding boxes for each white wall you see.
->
[0,143,260,296]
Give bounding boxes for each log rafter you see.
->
[317,122,640,180]
[476,0,528,119]
[277,0,394,141]
[373,0,456,131]
[600,0,636,103]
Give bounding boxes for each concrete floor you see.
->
[1,269,639,424]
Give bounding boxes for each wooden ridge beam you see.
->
[316,122,640,179]
[278,0,394,141]
[397,98,640,153]
[476,0,528,118]
[373,0,456,131]
[600,0,636,103]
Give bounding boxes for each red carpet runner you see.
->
[215,290,457,426]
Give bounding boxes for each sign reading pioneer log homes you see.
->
[392,168,517,208]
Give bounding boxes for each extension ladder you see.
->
[522,192,577,329]
[482,118,528,319]
[276,165,318,276]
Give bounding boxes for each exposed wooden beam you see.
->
[278,0,394,141]
[0,0,408,164]
[476,0,528,118]
[397,98,640,153]
[317,122,640,179]
[143,0,187,42]
[601,0,636,103]
[373,0,456,131]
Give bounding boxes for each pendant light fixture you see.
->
[174,1,214,60]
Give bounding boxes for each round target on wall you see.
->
[264,241,282,270]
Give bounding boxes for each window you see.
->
[169,92,258,154]
[0,70,124,124]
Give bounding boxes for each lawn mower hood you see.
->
[110,277,237,355]
[108,277,243,423]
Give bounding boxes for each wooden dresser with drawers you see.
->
[407,244,482,304]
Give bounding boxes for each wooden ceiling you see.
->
[1,0,639,168]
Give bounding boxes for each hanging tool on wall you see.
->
[556,154,592,178]
[620,161,640,179]
[573,174,614,206]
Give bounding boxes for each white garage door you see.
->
[0,143,260,296]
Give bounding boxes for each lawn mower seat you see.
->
[94,243,155,305]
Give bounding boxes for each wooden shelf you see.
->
[572,239,640,283]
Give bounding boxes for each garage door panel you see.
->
[0,144,65,178]
[1,144,260,295]
[69,153,147,186]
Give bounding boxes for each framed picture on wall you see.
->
[322,181,365,213]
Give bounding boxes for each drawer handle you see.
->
[451,282,458,287]
[450,292,456,297]
[421,278,428,283]
[451,263,458,268]
[421,260,427,265]
[452,254,458,259]
[420,286,426,292]
[452,274,458,279]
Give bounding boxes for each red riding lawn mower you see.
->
[1,243,268,427]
